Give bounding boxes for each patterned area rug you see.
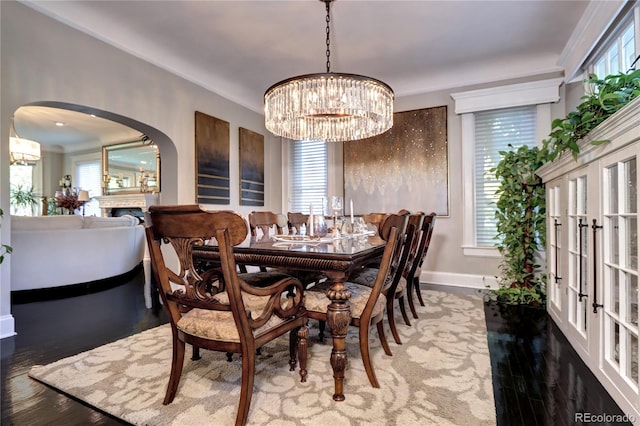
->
[29,289,495,425]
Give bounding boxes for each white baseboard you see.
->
[0,314,16,339]
[420,270,498,290]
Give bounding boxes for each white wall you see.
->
[0,1,282,337]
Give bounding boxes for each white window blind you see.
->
[474,105,537,246]
[76,161,102,216]
[289,140,327,214]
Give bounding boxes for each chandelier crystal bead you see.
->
[264,0,393,142]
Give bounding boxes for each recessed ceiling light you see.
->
[55,122,65,127]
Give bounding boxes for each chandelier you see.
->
[9,117,41,165]
[264,0,394,142]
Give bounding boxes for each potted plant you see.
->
[10,184,38,215]
[489,70,640,307]
[491,144,547,306]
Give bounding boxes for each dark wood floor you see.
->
[0,272,631,425]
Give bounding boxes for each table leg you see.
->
[323,271,351,401]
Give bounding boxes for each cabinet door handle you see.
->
[592,218,604,313]
[578,218,589,300]
[554,219,562,283]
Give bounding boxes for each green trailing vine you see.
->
[543,70,640,161]
[490,69,640,306]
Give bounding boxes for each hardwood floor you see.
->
[0,272,632,425]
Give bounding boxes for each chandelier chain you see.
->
[263,0,393,142]
[325,0,331,73]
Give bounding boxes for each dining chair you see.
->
[145,205,308,426]
[287,212,309,235]
[348,213,418,345]
[407,212,437,312]
[304,218,403,388]
[248,211,284,237]
[362,212,389,236]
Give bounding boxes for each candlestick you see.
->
[309,204,314,236]
[350,199,354,224]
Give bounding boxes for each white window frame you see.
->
[588,7,638,78]
[451,78,562,257]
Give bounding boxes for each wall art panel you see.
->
[239,127,264,206]
[195,111,230,204]
[344,106,448,216]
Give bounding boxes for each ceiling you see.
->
[15,0,592,150]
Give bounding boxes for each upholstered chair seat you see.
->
[304,281,386,319]
[350,268,407,294]
[177,306,288,342]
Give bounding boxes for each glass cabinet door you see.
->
[567,170,591,348]
[547,180,564,316]
[601,146,639,402]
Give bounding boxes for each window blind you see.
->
[474,106,537,246]
[289,140,327,214]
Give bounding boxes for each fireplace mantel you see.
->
[95,193,160,217]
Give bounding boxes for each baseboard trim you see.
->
[0,314,16,339]
[420,270,498,290]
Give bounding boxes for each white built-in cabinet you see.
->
[537,96,640,422]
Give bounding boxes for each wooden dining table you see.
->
[192,232,386,402]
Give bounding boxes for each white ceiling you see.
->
[15,0,592,149]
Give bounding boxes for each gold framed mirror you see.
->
[102,138,160,195]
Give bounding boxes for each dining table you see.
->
[192,231,386,402]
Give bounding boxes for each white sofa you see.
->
[10,214,145,291]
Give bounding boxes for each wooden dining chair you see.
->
[407,212,437,312]
[287,212,309,235]
[248,211,284,237]
[304,217,403,388]
[348,213,418,345]
[145,205,308,426]
[362,212,388,235]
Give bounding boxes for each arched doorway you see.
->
[10,101,177,213]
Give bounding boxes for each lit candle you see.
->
[350,199,354,224]
[309,204,314,236]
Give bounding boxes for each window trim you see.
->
[452,78,561,257]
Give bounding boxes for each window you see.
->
[590,11,637,78]
[288,140,327,214]
[452,78,560,257]
[76,160,102,217]
[474,106,537,246]
[9,164,35,216]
